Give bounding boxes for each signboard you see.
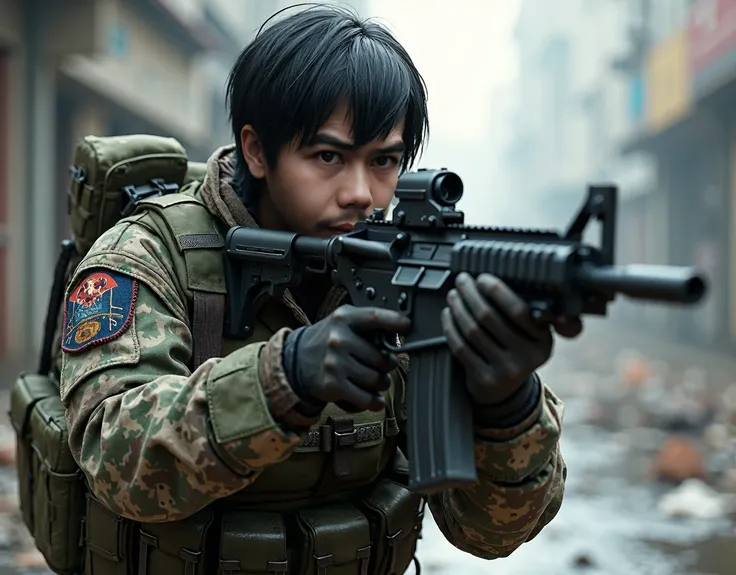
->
[689,0,736,97]
[645,30,691,133]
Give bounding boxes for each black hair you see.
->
[226,3,429,201]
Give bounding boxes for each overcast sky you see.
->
[368,0,520,144]
[367,0,522,222]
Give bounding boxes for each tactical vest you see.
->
[10,135,425,575]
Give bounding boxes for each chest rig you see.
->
[73,190,426,575]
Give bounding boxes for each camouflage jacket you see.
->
[60,146,567,560]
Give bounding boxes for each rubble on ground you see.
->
[562,344,736,534]
[657,479,736,520]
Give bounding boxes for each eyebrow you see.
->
[309,133,406,154]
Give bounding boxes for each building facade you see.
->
[506,0,736,348]
[0,0,238,361]
[0,0,375,363]
[617,0,736,348]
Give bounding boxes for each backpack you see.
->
[9,134,207,574]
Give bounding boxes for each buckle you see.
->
[67,165,87,212]
[357,545,371,575]
[320,416,357,477]
[180,548,201,575]
[315,553,334,575]
[120,178,179,217]
[334,427,357,449]
[317,417,357,453]
[139,530,158,548]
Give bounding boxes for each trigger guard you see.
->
[377,332,448,354]
[379,333,402,353]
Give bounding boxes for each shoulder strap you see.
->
[190,291,225,370]
[133,190,225,368]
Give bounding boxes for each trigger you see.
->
[377,332,402,353]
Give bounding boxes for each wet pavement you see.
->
[0,318,734,574]
[413,421,735,575]
[412,318,736,575]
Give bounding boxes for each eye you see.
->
[372,155,400,168]
[317,151,342,164]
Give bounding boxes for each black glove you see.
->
[441,272,583,425]
[282,305,411,413]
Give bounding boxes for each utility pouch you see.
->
[218,510,289,574]
[296,504,372,575]
[9,373,59,536]
[84,494,138,575]
[67,134,188,255]
[137,506,215,575]
[360,478,423,575]
[29,392,87,574]
[9,372,86,575]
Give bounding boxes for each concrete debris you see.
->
[649,436,707,483]
[657,479,736,520]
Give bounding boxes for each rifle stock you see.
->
[224,168,708,495]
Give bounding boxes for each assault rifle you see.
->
[223,169,707,495]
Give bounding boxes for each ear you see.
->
[240,125,267,179]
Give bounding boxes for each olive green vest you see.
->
[80,187,424,575]
[10,183,425,575]
[129,186,402,498]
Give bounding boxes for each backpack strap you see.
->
[133,192,226,368]
[39,239,78,378]
[191,292,225,369]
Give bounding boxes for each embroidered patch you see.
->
[62,270,138,353]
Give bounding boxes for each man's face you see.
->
[246,106,405,237]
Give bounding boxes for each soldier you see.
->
[60,5,581,574]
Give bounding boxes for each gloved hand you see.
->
[441,272,583,411]
[282,305,411,413]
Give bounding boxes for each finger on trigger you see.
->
[351,307,411,333]
[349,335,395,370]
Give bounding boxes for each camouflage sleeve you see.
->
[60,220,314,523]
[394,370,566,559]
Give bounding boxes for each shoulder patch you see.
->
[62,270,138,353]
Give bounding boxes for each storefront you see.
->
[600,156,659,325]
[664,126,728,346]
[689,0,736,346]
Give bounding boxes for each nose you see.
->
[337,168,372,211]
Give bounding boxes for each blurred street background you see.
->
[0,0,735,573]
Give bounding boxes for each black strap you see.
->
[192,291,225,369]
[138,530,158,575]
[38,239,77,377]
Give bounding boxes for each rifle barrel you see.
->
[576,264,706,304]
